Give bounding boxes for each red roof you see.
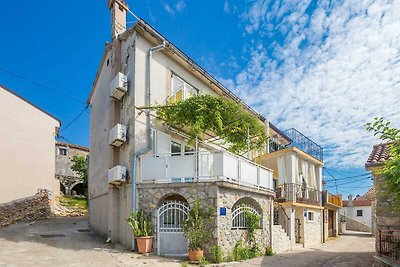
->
[365,142,393,168]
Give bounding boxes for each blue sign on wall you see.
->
[220,207,227,216]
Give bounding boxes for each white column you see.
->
[316,165,323,191]
[286,207,296,246]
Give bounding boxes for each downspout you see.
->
[131,41,166,250]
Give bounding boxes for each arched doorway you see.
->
[157,194,189,256]
[71,183,85,196]
[60,183,66,195]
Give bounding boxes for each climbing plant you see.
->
[157,94,268,154]
[366,117,400,207]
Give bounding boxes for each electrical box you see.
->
[108,165,127,185]
[110,72,128,100]
[109,124,127,147]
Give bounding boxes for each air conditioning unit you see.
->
[108,165,127,185]
[109,124,127,147]
[110,72,128,100]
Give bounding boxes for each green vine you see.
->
[157,94,268,154]
[366,117,400,208]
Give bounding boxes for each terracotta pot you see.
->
[188,249,203,262]
[136,236,153,254]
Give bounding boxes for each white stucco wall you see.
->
[0,86,60,204]
[88,27,240,248]
[340,206,372,227]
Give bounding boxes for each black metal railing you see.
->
[378,229,400,261]
[283,128,323,162]
[273,204,291,239]
[276,183,322,206]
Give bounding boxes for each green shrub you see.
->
[265,247,274,256]
[210,245,223,263]
[127,210,152,237]
[198,256,209,267]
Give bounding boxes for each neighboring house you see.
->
[257,129,325,250]
[55,141,89,196]
[366,142,400,266]
[0,84,60,205]
[340,194,372,228]
[322,190,342,242]
[87,0,325,255]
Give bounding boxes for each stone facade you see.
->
[55,142,89,196]
[0,190,52,227]
[137,181,274,256]
[303,208,323,247]
[271,225,292,253]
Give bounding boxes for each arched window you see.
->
[231,197,262,229]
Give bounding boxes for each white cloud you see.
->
[163,0,186,16]
[226,0,400,168]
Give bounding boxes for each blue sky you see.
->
[1,0,399,196]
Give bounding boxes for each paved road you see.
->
[0,216,181,267]
[235,231,374,267]
[0,217,374,267]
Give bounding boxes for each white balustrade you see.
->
[140,151,274,191]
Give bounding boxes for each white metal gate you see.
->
[157,201,189,256]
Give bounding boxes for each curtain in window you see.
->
[277,156,286,197]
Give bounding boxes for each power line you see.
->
[0,67,87,105]
[323,168,338,194]
[323,169,371,181]
[325,175,373,188]
[60,105,89,132]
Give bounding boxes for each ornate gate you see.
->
[157,201,189,256]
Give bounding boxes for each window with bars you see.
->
[231,204,262,229]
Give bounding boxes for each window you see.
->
[171,141,182,155]
[307,211,314,221]
[59,147,67,156]
[357,210,363,217]
[169,74,198,104]
[184,146,195,155]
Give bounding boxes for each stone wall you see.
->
[217,185,273,255]
[0,190,52,227]
[137,181,274,256]
[303,209,323,247]
[272,225,292,253]
[340,214,371,232]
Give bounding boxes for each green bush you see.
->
[127,210,152,237]
[265,247,274,256]
[210,245,223,263]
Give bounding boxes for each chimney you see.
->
[348,194,353,207]
[108,0,129,39]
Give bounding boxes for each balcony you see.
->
[139,151,274,191]
[283,128,323,162]
[275,183,322,206]
[322,190,343,208]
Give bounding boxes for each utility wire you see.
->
[60,105,89,132]
[325,175,373,188]
[0,67,87,105]
[323,168,338,194]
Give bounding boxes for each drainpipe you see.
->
[131,41,166,250]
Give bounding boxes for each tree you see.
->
[157,94,268,154]
[366,117,400,206]
[71,155,88,188]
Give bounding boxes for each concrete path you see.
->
[0,217,375,267]
[0,216,182,267]
[233,231,374,267]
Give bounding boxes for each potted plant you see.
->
[128,210,153,254]
[183,199,214,262]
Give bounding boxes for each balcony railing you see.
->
[275,183,322,206]
[378,229,400,262]
[322,190,343,207]
[139,151,274,191]
[283,128,323,162]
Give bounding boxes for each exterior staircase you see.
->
[272,204,293,253]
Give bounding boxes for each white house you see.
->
[340,194,372,227]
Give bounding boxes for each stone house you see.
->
[55,141,89,196]
[87,0,325,256]
[366,142,400,266]
[0,84,60,206]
